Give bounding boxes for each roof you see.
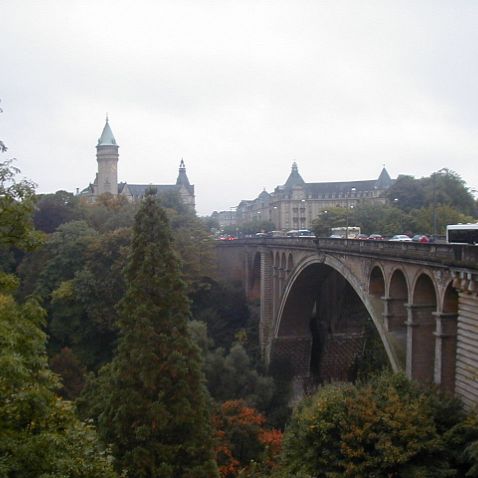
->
[376,167,393,189]
[284,162,305,188]
[119,183,179,198]
[274,167,394,197]
[97,118,118,146]
[304,180,378,195]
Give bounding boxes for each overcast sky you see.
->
[1,1,477,215]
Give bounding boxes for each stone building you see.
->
[81,118,195,208]
[235,162,393,230]
[211,210,237,228]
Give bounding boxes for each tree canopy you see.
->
[280,372,478,477]
[312,171,477,238]
[0,294,117,478]
[0,159,42,252]
[0,156,117,477]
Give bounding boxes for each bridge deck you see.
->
[217,238,478,269]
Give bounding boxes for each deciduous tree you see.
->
[0,294,117,478]
[280,373,478,477]
[213,400,282,478]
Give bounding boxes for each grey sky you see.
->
[1,0,477,215]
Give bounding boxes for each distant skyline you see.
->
[1,1,477,215]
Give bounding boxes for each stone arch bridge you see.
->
[214,238,478,407]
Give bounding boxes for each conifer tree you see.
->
[98,191,218,477]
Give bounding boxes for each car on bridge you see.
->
[368,234,384,240]
[217,235,237,241]
[267,230,288,238]
[389,234,412,242]
[412,234,430,243]
[286,229,316,238]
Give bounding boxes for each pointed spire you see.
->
[97,117,118,146]
[176,158,190,186]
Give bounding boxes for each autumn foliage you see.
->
[214,400,282,477]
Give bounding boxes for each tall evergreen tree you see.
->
[98,191,218,477]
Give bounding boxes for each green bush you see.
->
[281,373,478,477]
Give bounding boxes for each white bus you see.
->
[330,226,361,239]
[446,224,478,245]
[286,229,315,238]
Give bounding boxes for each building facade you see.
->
[235,162,393,230]
[81,118,195,208]
[211,210,237,228]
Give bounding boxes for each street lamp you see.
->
[317,210,328,237]
[300,199,306,229]
[432,168,448,238]
[393,198,402,232]
[272,205,278,229]
[345,187,356,239]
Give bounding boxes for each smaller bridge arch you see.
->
[369,265,385,297]
[369,265,386,320]
[406,273,438,383]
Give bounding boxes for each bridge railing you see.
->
[215,237,478,268]
[214,237,318,250]
[315,238,478,268]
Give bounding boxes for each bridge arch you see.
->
[273,255,400,385]
[385,268,409,368]
[412,271,437,305]
[369,264,386,319]
[388,267,409,300]
[369,264,385,297]
[443,280,459,314]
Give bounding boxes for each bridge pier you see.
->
[453,272,478,408]
[272,264,280,329]
[259,249,274,363]
[405,303,436,383]
[383,296,407,332]
[433,312,457,393]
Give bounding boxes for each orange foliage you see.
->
[213,400,283,478]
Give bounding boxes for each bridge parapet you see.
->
[315,238,478,268]
[217,237,478,268]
